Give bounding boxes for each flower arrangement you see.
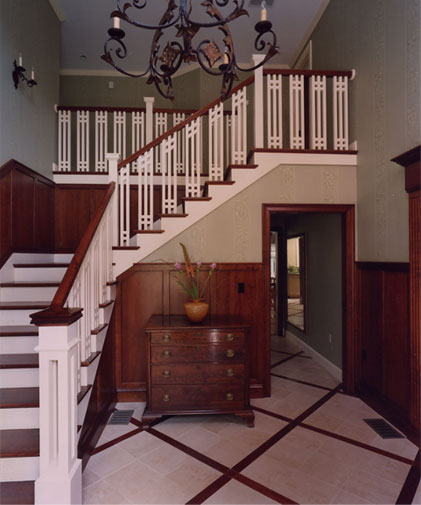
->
[174,243,216,301]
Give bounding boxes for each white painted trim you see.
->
[48,0,65,21]
[285,330,342,382]
[295,40,313,70]
[290,0,331,68]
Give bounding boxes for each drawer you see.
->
[150,384,245,411]
[151,363,245,385]
[150,330,245,345]
[151,344,245,364]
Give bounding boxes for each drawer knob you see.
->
[162,350,172,358]
[226,393,234,401]
[226,349,235,358]
[163,394,170,402]
[162,370,171,378]
[161,334,171,343]
[227,333,234,341]
[195,332,202,337]
[227,368,235,377]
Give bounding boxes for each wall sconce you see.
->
[13,54,37,89]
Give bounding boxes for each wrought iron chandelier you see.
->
[101,0,278,100]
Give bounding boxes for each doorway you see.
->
[262,204,356,395]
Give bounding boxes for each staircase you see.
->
[0,254,70,502]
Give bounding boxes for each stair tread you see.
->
[13,263,69,268]
[0,388,39,408]
[112,246,140,250]
[0,481,34,504]
[158,213,188,218]
[0,429,39,457]
[134,229,165,234]
[0,301,50,310]
[0,354,39,369]
[0,282,60,287]
[0,326,38,336]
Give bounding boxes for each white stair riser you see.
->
[0,286,58,302]
[0,456,39,482]
[100,303,114,325]
[81,358,100,388]
[0,407,39,429]
[0,309,40,326]
[14,267,67,282]
[91,327,107,353]
[0,336,38,354]
[107,284,116,301]
[0,369,39,388]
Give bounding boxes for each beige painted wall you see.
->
[143,164,356,264]
[310,0,420,261]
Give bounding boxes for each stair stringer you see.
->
[113,158,277,277]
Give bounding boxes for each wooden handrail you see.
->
[264,69,353,78]
[118,75,255,169]
[50,182,116,309]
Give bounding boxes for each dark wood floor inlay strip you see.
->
[270,349,312,359]
[185,474,232,505]
[234,473,298,504]
[271,372,337,392]
[396,450,421,504]
[252,405,294,424]
[270,351,304,369]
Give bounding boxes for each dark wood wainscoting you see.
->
[114,263,266,402]
[0,160,55,267]
[355,262,415,441]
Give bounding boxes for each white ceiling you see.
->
[52,0,329,74]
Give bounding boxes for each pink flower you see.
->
[174,262,182,270]
[196,261,202,268]
[210,263,217,270]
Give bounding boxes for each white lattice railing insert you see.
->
[77,111,89,172]
[333,76,349,150]
[138,149,154,231]
[231,87,248,164]
[289,74,305,149]
[209,103,224,181]
[58,109,71,171]
[95,111,108,172]
[310,75,327,150]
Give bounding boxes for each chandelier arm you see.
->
[185,0,248,29]
[114,0,181,31]
[235,30,278,72]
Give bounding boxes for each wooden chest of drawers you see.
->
[142,315,254,427]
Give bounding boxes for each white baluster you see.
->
[310,75,327,150]
[107,153,120,248]
[185,118,202,197]
[289,75,305,149]
[209,103,224,181]
[34,320,82,505]
[225,114,232,167]
[58,109,71,172]
[119,163,131,246]
[267,74,283,148]
[253,54,265,149]
[144,97,155,144]
[113,111,126,161]
[173,112,186,174]
[132,111,145,174]
[162,133,178,213]
[231,87,247,164]
[77,111,89,172]
[138,149,154,230]
[333,76,349,150]
[95,111,108,172]
[155,112,168,173]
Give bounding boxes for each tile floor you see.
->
[82,336,420,504]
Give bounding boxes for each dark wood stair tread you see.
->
[77,385,92,404]
[0,326,38,336]
[112,246,140,250]
[0,388,39,408]
[0,481,34,504]
[0,282,60,287]
[0,429,39,457]
[81,351,101,367]
[182,196,212,201]
[135,229,165,234]
[157,213,188,218]
[0,354,39,369]
[0,301,50,310]
[13,263,69,268]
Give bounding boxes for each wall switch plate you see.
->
[328,333,332,344]
[108,81,114,89]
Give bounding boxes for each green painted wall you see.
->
[0,0,60,177]
[310,0,420,261]
[286,213,343,368]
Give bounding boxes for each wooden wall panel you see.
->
[115,263,266,402]
[356,262,412,438]
[0,160,55,267]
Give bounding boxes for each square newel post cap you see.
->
[144,97,155,105]
[106,153,121,162]
[252,53,266,67]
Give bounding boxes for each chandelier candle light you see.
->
[174,243,216,322]
[102,0,278,100]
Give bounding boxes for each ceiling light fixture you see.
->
[101,0,278,101]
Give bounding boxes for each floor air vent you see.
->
[108,410,134,425]
[363,418,404,439]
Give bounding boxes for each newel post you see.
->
[144,96,155,144]
[107,153,120,247]
[31,308,83,505]
[253,54,265,149]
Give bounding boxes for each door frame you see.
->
[262,203,356,394]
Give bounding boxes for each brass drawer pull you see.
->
[226,349,235,358]
[161,334,171,343]
[195,332,202,337]
[163,394,170,402]
[162,350,172,358]
[227,333,234,341]
[162,370,171,378]
[227,368,234,377]
[226,393,234,401]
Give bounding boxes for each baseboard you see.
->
[285,331,343,382]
